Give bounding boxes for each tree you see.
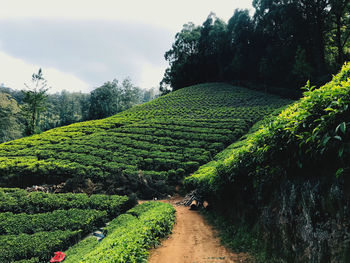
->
[119,78,142,111]
[89,79,120,119]
[328,0,350,66]
[292,46,313,84]
[0,93,23,142]
[227,9,255,80]
[21,68,48,135]
[88,78,141,120]
[160,22,201,91]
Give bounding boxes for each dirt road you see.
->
[148,199,253,263]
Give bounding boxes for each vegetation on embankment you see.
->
[186,63,350,262]
[0,83,290,198]
[64,202,176,263]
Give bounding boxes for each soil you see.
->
[148,197,254,263]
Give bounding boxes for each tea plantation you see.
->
[64,202,175,263]
[0,83,290,198]
[0,188,135,262]
[184,64,350,262]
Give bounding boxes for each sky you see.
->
[0,0,253,93]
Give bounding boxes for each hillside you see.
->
[0,83,290,198]
[185,64,350,262]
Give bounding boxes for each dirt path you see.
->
[148,198,253,263]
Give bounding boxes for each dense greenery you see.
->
[0,209,107,235]
[0,230,81,263]
[64,201,176,263]
[0,77,157,143]
[161,1,350,94]
[0,188,134,217]
[185,63,350,261]
[0,188,135,262]
[0,84,290,197]
[21,69,49,136]
[0,93,22,143]
[186,63,350,196]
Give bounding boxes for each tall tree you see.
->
[0,93,23,142]
[89,79,120,120]
[227,9,255,81]
[89,78,141,120]
[329,0,350,66]
[21,68,48,135]
[160,22,201,92]
[119,78,142,111]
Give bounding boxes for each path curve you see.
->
[148,198,253,263]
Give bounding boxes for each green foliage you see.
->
[0,188,133,217]
[202,210,268,262]
[13,258,40,263]
[0,230,81,262]
[0,188,135,262]
[0,77,156,143]
[65,201,176,263]
[162,1,350,93]
[0,92,23,143]
[21,68,49,135]
[0,83,290,197]
[186,62,350,211]
[0,209,107,235]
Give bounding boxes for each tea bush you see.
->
[185,63,350,197]
[65,201,176,263]
[0,83,290,197]
[0,188,135,263]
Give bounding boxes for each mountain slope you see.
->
[185,64,350,262]
[0,83,290,197]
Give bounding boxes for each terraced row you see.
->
[0,83,291,197]
[0,188,135,263]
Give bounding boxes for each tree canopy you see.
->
[21,68,49,135]
[161,0,350,95]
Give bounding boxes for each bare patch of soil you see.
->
[148,197,254,263]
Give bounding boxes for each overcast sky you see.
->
[0,0,253,93]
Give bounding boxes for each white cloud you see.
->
[0,51,91,93]
[0,0,254,92]
[0,0,253,31]
[138,61,167,90]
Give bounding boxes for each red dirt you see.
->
[148,198,254,263]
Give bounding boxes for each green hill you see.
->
[185,64,350,262]
[0,83,290,198]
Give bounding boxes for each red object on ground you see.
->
[49,251,65,262]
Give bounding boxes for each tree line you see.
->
[160,0,350,96]
[0,69,158,143]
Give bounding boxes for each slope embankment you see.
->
[185,63,350,262]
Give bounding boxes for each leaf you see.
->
[334,135,342,141]
[339,145,344,158]
[336,168,344,178]
[336,122,346,134]
[322,136,331,146]
[340,122,346,134]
